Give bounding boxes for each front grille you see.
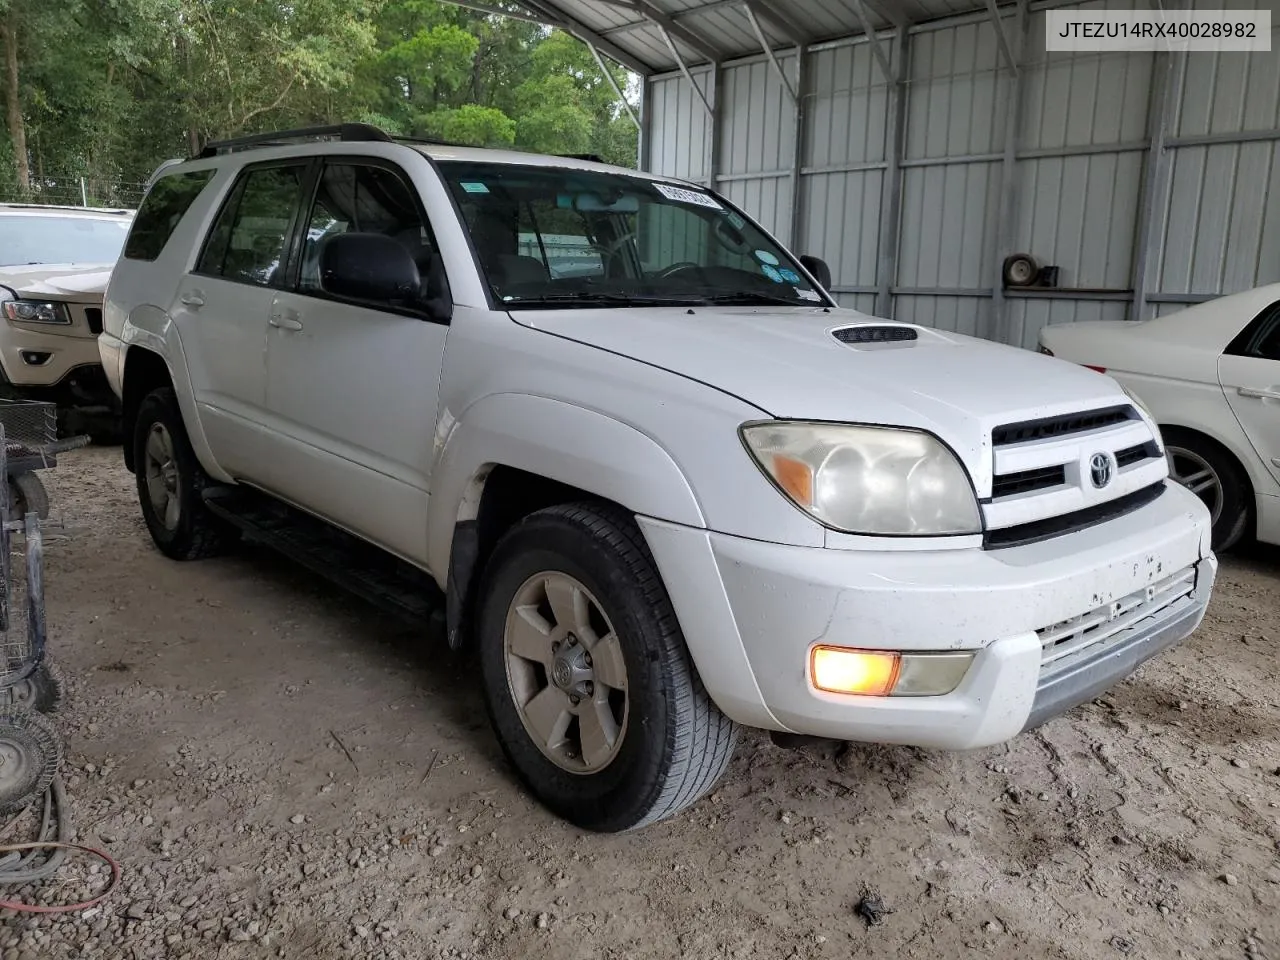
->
[832,325,918,345]
[84,307,103,335]
[984,483,1165,549]
[991,465,1065,498]
[1116,442,1158,468]
[992,405,1134,446]
[1038,564,1197,679]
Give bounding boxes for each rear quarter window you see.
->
[124,169,216,262]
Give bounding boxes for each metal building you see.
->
[448,0,1280,348]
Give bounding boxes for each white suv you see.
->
[102,124,1216,831]
[0,204,132,414]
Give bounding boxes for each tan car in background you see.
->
[0,204,133,434]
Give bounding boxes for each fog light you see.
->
[810,647,900,696]
[810,647,975,697]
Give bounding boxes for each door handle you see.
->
[268,310,304,332]
[180,292,205,308]
[1237,386,1280,401]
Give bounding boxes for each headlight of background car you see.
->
[741,421,981,535]
[2,300,71,324]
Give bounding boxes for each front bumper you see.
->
[0,312,104,391]
[639,482,1215,749]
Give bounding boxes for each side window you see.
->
[196,164,307,287]
[299,162,437,300]
[124,169,215,262]
[1227,302,1280,362]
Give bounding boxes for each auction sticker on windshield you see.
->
[654,183,723,209]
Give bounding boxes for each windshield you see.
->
[438,162,826,309]
[0,214,130,267]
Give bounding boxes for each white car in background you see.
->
[1040,284,1280,551]
[0,204,133,422]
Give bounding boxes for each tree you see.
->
[421,104,515,147]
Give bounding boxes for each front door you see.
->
[1220,300,1280,488]
[262,158,448,565]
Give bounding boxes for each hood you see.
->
[515,306,1131,481]
[0,262,114,300]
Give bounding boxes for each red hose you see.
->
[0,841,121,913]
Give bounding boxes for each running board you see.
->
[202,486,445,629]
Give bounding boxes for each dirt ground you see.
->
[1,445,1277,959]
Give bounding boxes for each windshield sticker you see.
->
[796,288,822,302]
[754,250,780,266]
[654,183,723,209]
[761,265,785,283]
[460,181,490,194]
[778,269,801,283]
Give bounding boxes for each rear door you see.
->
[172,160,312,477]
[260,157,449,564]
[1220,300,1280,487]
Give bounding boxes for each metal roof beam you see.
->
[476,0,656,75]
[741,3,797,102]
[849,0,894,82]
[742,0,810,48]
[660,27,716,116]
[587,43,641,130]
[624,0,723,64]
[985,0,1019,74]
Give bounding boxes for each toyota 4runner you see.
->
[101,124,1216,832]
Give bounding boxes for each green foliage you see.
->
[421,104,515,147]
[0,0,639,197]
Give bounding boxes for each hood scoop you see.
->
[831,324,919,347]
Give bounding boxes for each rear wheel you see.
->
[8,472,49,521]
[133,388,238,560]
[1163,427,1250,551]
[477,502,737,832]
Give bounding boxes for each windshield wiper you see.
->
[504,292,705,307]
[698,292,810,306]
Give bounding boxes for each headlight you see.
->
[741,421,981,535]
[2,300,71,324]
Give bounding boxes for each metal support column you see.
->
[589,44,640,131]
[787,47,809,251]
[1131,47,1186,322]
[989,0,1030,344]
[638,75,654,172]
[707,63,724,188]
[875,29,909,318]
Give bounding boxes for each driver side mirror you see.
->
[320,233,422,308]
[799,255,832,291]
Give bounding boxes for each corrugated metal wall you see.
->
[642,0,1280,347]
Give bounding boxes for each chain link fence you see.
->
[0,175,145,210]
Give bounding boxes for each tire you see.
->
[133,387,238,560]
[2,656,66,713]
[477,502,738,832]
[8,472,49,521]
[1162,427,1250,552]
[0,709,62,818]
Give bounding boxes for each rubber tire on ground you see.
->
[1,657,66,714]
[134,387,239,561]
[8,472,49,521]
[0,709,62,818]
[477,502,738,832]
[1163,427,1250,552]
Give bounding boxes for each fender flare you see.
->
[427,394,708,643]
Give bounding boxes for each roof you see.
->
[0,203,134,218]
[463,0,1000,74]
[414,143,677,181]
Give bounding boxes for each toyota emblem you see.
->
[1089,452,1114,489]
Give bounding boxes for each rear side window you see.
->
[1227,301,1280,362]
[123,170,215,261]
[196,164,308,287]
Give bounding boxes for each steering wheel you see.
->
[655,261,702,278]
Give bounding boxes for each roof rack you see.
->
[196,123,394,159]
[558,153,605,163]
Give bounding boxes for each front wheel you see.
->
[477,503,737,832]
[133,387,238,560]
